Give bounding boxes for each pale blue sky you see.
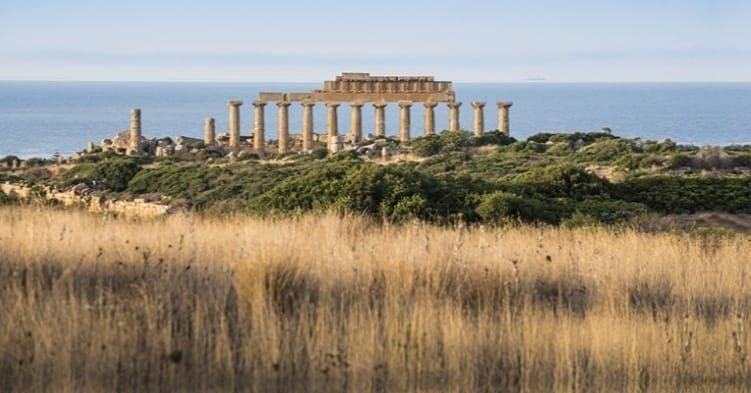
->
[1,0,750,82]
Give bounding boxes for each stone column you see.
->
[373,102,387,137]
[129,108,141,154]
[423,102,437,136]
[448,102,462,131]
[350,102,364,143]
[277,101,291,153]
[302,100,314,152]
[398,101,412,142]
[204,118,216,145]
[252,100,266,153]
[227,100,243,150]
[497,101,513,135]
[326,102,340,152]
[471,101,486,137]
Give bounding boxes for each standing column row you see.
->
[242,100,513,154]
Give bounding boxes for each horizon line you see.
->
[2,78,751,84]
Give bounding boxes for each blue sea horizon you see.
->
[1,81,750,158]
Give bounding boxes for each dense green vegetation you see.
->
[4,131,751,225]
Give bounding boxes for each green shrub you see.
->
[643,139,679,154]
[545,142,574,156]
[475,191,571,224]
[504,141,547,154]
[574,197,648,224]
[248,161,476,222]
[410,135,442,157]
[528,132,615,145]
[573,139,642,163]
[75,150,120,163]
[731,154,751,167]
[24,158,52,167]
[311,148,328,159]
[409,131,513,158]
[91,159,141,192]
[0,155,20,165]
[613,176,751,214]
[667,153,694,169]
[475,131,516,146]
[60,163,97,186]
[127,163,222,198]
[511,164,609,201]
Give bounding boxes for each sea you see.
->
[0,81,750,158]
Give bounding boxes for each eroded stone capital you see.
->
[252,100,267,108]
[471,101,486,109]
[497,101,513,108]
[373,102,388,109]
[350,102,365,108]
[447,102,462,109]
[227,100,243,107]
[423,102,438,109]
[277,101,292,108]
[326,102,341,108]
[398,100,413,108]
[302,100,316,108]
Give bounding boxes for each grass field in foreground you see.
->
[1,207,750,392]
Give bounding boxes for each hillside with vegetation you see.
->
[3,131,751,227]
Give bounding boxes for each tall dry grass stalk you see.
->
[1,206,750,392]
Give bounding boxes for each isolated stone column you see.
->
[129,108,142,154]
[302,101,315,152]
[204,118,216,145]
[399,101,412,142]
[471,101,486,137]
[423,102,437,136]
[373,102,387,137]
[326,102,340,151]
[448,102,462,131]
[350,102,364,143]
[252,100,267,153]
[497,101,513,135]
[277,101,291,153]
[227,100,243,150]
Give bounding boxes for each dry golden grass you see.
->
[1,206,751,392]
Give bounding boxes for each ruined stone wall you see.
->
[1,182,171,219]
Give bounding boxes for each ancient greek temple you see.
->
[222,73,514,154]
[126,73,514,155]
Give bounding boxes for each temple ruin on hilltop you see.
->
[101,73,513,159]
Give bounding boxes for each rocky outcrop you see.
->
[1,182,172,219]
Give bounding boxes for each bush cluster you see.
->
[17,131,751,226]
